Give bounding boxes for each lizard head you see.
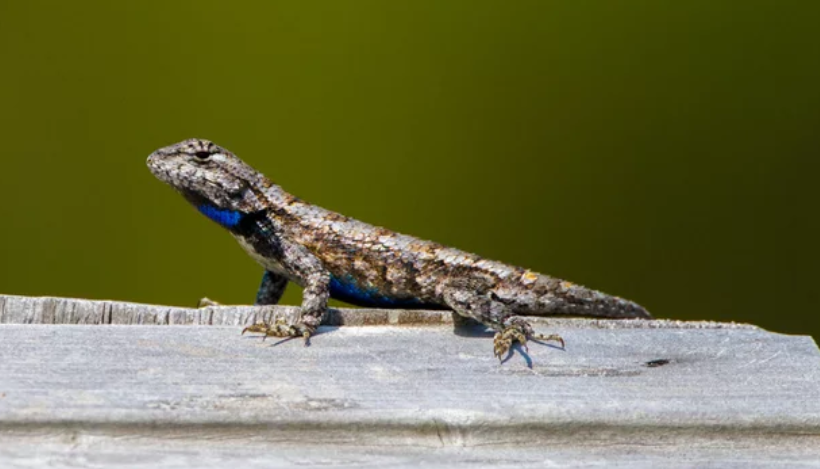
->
[147,138,268,223]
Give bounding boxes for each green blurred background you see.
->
[0,1,817,338]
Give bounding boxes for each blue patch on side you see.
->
[329,274,436,309]
[197,204,243,229]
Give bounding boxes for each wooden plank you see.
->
[0,294,757,329]
[0,294,818,466]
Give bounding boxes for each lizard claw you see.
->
[493,317,564,361]
[532,333,565,349]
[241,322,271,335]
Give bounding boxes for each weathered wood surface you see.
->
[0,293,755,329]
[0,294,818,467]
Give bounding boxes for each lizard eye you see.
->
[194,151,211,160]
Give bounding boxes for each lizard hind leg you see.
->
[197,298,221,307]
[441,284,564,361]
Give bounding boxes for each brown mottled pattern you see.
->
[148,139,651,358]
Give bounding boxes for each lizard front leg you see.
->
[255,270,289,305]
[243,240,330,344]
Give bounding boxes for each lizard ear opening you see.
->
[194,151,211,160]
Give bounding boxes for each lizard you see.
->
[147,138,651,360]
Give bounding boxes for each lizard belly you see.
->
[328,273,444,309]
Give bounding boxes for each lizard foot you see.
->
[242,317,313,344]
[493,317,564,361]
[197,297,221,307]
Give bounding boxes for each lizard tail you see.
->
[519,274,652,319]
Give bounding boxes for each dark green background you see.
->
[1,2,817,338]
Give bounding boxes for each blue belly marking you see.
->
[198,204,243,229]
[329,274,438,309]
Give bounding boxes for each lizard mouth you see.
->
[145,153,168,181]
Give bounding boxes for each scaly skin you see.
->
[147,138,651,360]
